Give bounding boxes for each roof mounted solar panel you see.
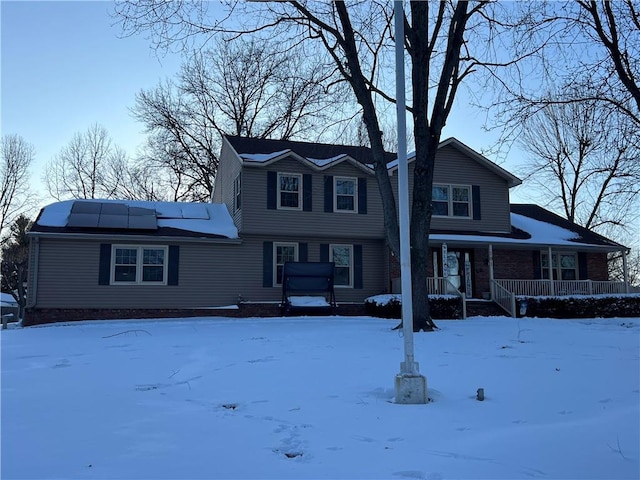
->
[98,214,129,229]
[70,201,102,214]
[128,214,158,230]
[67,212,100,228]
[100,203,129,215]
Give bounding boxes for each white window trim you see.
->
[333,176,358,213]
[432,184,472,219]
[111,245,168,285]
[541,251,578,280]
[277,172,303,211]
[274,242,299,287]
[330,243,354,288]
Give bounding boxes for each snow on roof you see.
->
[430,212,603,248]
[36,199,239,239]
[240,150,362,170]
[240,150,290,162]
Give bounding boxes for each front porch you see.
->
[425,277,636,318]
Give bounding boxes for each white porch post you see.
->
[623,249,630,294]
[547,246,555,295]
[488,244,494,299]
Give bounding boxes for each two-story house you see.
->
[24,135,631,325]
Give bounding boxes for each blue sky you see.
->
[2,1,523,208]
[2,1,183,199]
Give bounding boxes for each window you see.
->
[112,245,168,285]
[432,184,471,218]
[278,173,302,210]
[274,243,298,286]
[334,177,357,212]
[330,244,353,287]
[541,252,578,280]
[233,173,241,211]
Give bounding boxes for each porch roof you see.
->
[429,204,626,252]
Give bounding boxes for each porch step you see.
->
[466,300,508,317]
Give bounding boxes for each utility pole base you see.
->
[394,373,428,404]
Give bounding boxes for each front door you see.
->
[435,248,474,298]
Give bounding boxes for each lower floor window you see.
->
[331,244,353,287]
[112,245,167,284]
[541,252,577,280]
[274,243,298,286]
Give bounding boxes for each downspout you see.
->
[622,248,629,294]
[547,246,555,295]
[488,244,494,299]
[26,236,39,308]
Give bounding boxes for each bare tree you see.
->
[576,0,640,125]
[0,135,36,235]
[132,36,342,202]
[1,214,31,318]
[519,96,640,237]
[114,1,541,331]
[44,124,130,201]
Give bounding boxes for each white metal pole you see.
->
[393,1,427,404]
[394,0,416,374]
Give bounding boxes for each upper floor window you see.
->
[433,184,471,218]
[334,177,358,212]
[233,173,241,212]
[112,245,167,285]
[278,173,302,210]
[274,242,298,286]
[541,252,578,280]
[330,244,353,287]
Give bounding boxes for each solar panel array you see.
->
[67,201,158,230]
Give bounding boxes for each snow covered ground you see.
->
[1,315,639,479]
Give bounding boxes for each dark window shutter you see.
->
[303,174,312,211]
[299,243,308,262]
[263,241,273,287]
[472,185,481,220]
[99,244,111,285]
[168,245,180,285]
[532,251,541,280]
[358,178,367,214]
[354,244,363,289]
[578,252,588,280]
[324,176,333,212]
[320,244,329,262]
[267,171,277,210]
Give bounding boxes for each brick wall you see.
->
[23,303,367,326]
[587,252,609,280]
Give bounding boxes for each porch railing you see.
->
[426,277,467,319]
[494,279,630,297]
[492,280,516,317]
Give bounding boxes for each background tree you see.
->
[1,134,36,235]
[114,0,543,332]
[1,214,31,318]
[518,94,640,237]
[132,36,341,202]
[44,123,129,201]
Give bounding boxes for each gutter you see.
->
[28,232,243,245]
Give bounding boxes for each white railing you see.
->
[494,279,631,297]
[426,277,467,319]
[492,280,516,317]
